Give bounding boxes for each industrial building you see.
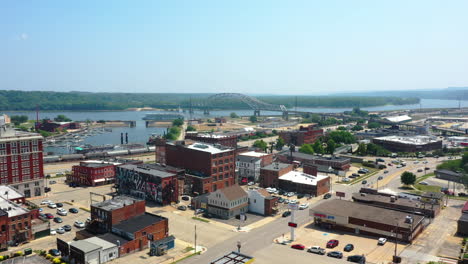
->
[277,151,351,175]
[116,164,179,205]
[0,118,45,198]
[69,161,121,186]
[278,124,323,146]
[372,135,442,152]
[310,200,425,242]
[185,132,238,148]
[259,162,294,188]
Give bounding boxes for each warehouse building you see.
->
[278,170,330,197]
[435,169,462,182]
[259,162,294,189]
[372,135,442,152]
[310,200,425,242]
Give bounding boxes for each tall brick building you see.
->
[70,161,119,186]
[0,119,44,197]
[159,140,236,194]
[278,124,323,146]
[259,163,294,188]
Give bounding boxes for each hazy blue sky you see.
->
[1,0,467,94]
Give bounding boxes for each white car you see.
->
[342,178,350,182]
[57,208,67,216]
[56,228,65,234]
[289,199,298,204]
[248,182,255,186]
[299,203,309,210]
[286,192,295,197]
[48,203,57,209]
[74,221,85,228]
[41,200,52,205]
[378,237,387,245]
[419,181,429,185]
[308,246,325,255]
[50,229,57,235]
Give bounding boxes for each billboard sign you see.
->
[288,222,297,228]
[336,191,345,198]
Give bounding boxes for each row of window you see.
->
[0,140,39,149]
[212,173,231,182]
[0,154,40,162]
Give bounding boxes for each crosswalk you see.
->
[438,257,458,264]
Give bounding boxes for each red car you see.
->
[291,244,305,250]
[388,163,393,166]
[45,213,54,219]
[326,239,339,248]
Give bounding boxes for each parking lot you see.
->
[279,222,398,264]
[39,200,89,238]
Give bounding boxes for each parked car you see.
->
[361,180,367,184]
[344,244,354,252]
[41,200,52,205]
[56,228,65,234]
[63,225,72,232]
[297,193,305,199]
[358,170,366,174]
[378,176,383,180]
[48,203,57,209]
[376,158,385,162]
[347,255,366,263]
[39,213,47,219]
[202,212,213,218]
[327,251,343,259]
[74,221,85,228]
[308,246,325,255]
[282,211,291,217]
[459,193,467,197]
[378,238,387,245]
[384,170,389,174]
[278,197,285,203]
[49,180,57,184]
[291,244,305,250]
[283,199,290,204]
[69,208,79,213]
[299,203,309,210]
[195,209,205,215]
[324,193,332,199]
[387,163,393,166]
[45,213,54,219]
[419,181,429,185]
[286,192,295,197]
[352,173,360,177]
[181,196,190,201]
[178,205,187,211]
[417,169,423,172]
[326,239,339,248]
[57,208,67,216]
[56,203,63,208]
[50,229,57,235]
[289,199,298,204]
[48,249,61,256]
[342,178,350,182]
[54,217,63,223]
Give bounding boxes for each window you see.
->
[34,181,39,186]
[32,140,38,145]
[20,141,28,147]
[0,150,6,155]
[24,184,29,188]
[0,144,5,149]
[32,146,38,152]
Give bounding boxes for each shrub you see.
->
[53,257,61,264]
[0,256,3,261]
[46,253,53,259]
[13,251,23,257]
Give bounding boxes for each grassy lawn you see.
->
[415,172,435,183]
[414,184,441,193]
[191,217,209,223]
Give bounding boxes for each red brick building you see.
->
[278,124,323,146]
[277,151,351,173]
[0,124,45,198]
[38,121,80,132]
[278,170,330,197]
[0,198,33,249]
[185,132,238,148]
[70,161,118,186]
[88,196,146,234]
[259,163,294,188]
[162,141,236,194]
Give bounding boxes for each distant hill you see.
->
[334,87,468,100]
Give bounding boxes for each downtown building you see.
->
[278,124,323,146]
[157,140,236,194]
[0,117,45,198]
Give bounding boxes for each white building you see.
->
[247,188,278,216]
[236,151,272,182]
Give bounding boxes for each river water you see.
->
[3,98,467,155]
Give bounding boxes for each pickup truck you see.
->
[308,246,326,255]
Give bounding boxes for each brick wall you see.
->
[259,165,294,188]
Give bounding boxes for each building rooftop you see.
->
[0,185,24,200]
[0,126,42,142]
[210,252,254,264]
[99,232,130,245]
[279,151,350,162]
[112,213,166,234]
[279,170,329,186]
[85,237,117,250]
[261,162,291,171]
[218,184,248,201]
[118,164,176,178]
[311,200,424,228]
[385,115,412,123]
[186,142,233,154]
[70,240,102,253]
[92,195,142,211]
[374,135,441,145]
[352,192,436,211]
[237,151,270,158]
[190,133,235,139]
[435,169,461,177]
[0,198,29,217]
[81,160,123,167]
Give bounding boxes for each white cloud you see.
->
[20,33,28,40]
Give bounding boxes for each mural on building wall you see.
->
[116,167,175,204]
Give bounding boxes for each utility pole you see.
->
[194,225,197,254]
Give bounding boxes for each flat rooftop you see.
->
[385,115,412,123]
[186,143,233,154]
[279,170,329,186]
[262,162,291,171]
[237,151,269,158]
[0,198,29,217]
[0,185,24,200]
[280,151,350,162]
[118,164,176,178]
[112,212,166,233]
[310,200,424,228]
[190,133,235,139]
[92,195,142,211]
[352,192,433,209]
[374,135,441,145]
[81,160,122,167]
[0,126,42,142]
[70,240,102,253]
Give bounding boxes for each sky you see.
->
[1,0,468,95]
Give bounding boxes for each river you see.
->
[3,98,467,155]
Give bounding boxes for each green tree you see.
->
[249,116,258,123]
[299,144,314,155]
[462,152,468,167]
[356,143,367,156]
[275,137,285,150]
[230,112,239,118]
[328,131,356,144]
[400,171,416,185]
[326,139,336,154]
[337,126,347,131]
[351,125,364,131]
[367,122,381,129]
[186,125,196,131]
[172,118,184,127]
[312,140,324,154]
[460,174,468,191]
[253,140,268,152]
[54,115,71,122]
[10,115,28,126]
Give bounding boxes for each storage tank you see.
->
[107,150,130,156]
[60,154,85,161]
